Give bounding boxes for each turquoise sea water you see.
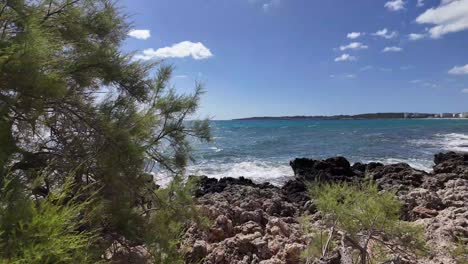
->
[155,119,468,185]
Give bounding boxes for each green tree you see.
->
[0,174,99,263]
[304,182,426,264]
[0,0,210,262]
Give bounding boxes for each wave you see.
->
[361,157,433,172]
[152,160,293,186]
[409,133,468,153]
[209,146,223,152]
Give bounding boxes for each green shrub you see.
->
[304,182,427,264]
[144,176,210,264]
[0,176,99,263]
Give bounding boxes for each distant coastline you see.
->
[233,112,468,121]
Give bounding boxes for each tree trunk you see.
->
[339,236,354,264]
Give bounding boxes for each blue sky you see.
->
[121,0,468,120]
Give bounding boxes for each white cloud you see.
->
[416,0,468,38]
[344,74,356,78]
[461,88,468,93]
[385,0,406,11]
[408,33,426,40]
[347,32,363,39]
[334,54,357,62]
[262,0,280,11]
[174,75,188,78]
[441,0,458,4]
[417,0,424,7]
[382,46,403,52]
[134,41,213,61]
[410,79,423,83]
[339,42,369,51]
[128,29,151,40]
[448,64,468,75]
[372,28,398,39]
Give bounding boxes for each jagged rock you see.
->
[184,152,468,264]
[284,243,305,264]
[289,156,355,182]
[433,151,468,175]
[193,176,276,197]
[281,179,309,205]
[412,206,439,218]
[368,163,427,194]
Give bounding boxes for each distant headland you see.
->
[233,112,468,121]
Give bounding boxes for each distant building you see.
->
[461,112,468,118]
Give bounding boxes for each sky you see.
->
[121,0,468,120]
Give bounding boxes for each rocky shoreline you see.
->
[182,152,468,264]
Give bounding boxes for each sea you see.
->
[153,119,468,186]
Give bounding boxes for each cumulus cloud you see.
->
[347,32,363,39]
[417,0,425,7]
[416,0,468,38]
[461,88,468,93]
[372,28,398,39]
[383,46,403,52]
[128,29,151,40]
[408,33,426,40]
[334,54,357,62]
[133,41,213,61]
[339,42,369,51]
[385,0,406,11]
[448,64,468,75]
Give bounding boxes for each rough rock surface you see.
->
[183,152,468,264]
[183,180,306,264]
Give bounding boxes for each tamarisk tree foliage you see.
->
[305,183,427,264]
[0,0,210,262]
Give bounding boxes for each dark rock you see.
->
[351,162,366,175]
[367,163,427,194]
[289,156,356,182]
[433,151,468,174]
[434,151,468,165]
[193,176,276,197]
[365,162,384,172]
[281,179,309,205]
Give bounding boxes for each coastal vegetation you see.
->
[303,182,427,264]
[0,0,209,263]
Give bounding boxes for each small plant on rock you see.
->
[304,182,427,264]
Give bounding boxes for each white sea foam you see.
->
[153,160,293,186]
[362,158,433,172]
[187,161,293,186]
[208,146,223,152]
[410,133,468,152]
